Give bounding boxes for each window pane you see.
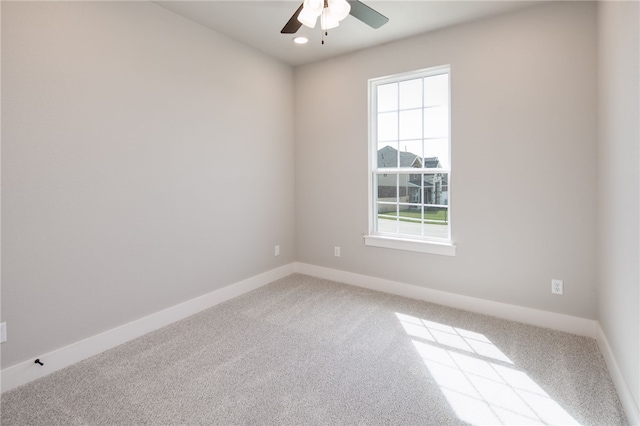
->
[423,206,449,239]
[400,140,423,167]
[374,171,451,240]
[424,106,448,138]
[378,112,398,141]
[377,83,398,112]
[397,173,415,202]
[376,173,398,200]
[377,143,398,168]
[424,139,449,169]
[398,204,424,237]
[399,109,422,140]
[424,73,449,107]
[377,206,399,234]
[422,173,449,206]
[376,172,399,234]
[399,78,422,110]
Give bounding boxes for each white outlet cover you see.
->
[551,279,563,295]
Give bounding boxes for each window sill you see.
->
[364,235,456,256]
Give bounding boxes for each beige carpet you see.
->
[1,274,628,425]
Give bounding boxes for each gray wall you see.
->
[597,0,640,411]
[1,2,295,368]
[295,2,598,319]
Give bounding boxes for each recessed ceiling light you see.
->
[293,36,309,45]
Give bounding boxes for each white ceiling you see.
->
[154,1,542,66]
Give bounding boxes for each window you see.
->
[365,66,455,256]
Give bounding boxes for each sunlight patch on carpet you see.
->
[396,313,581,425]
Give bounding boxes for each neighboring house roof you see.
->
[377,145,421,168]
[424,157,442,168]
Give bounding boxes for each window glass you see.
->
[424,139,449,169]
[424,107,448,139]
[377,112,398,142]
[399,78,423,110]
[424,74,449,106]
[369,66,451,245]
[377,83,398,112]
[399,109,423,140]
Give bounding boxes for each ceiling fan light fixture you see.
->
[304,0,324,13]
[298,8,319,28]
[327,0,351,21]
[281,0,388,35]
[298,0,323,28]
[320,8,340,30]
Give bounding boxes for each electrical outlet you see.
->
[274,245,280,256]
[334,246,341,257]
[551,279,563,295]
[1,322,6,343]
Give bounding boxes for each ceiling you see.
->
[154,1,542,66]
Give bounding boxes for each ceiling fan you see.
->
[281,0,389,34]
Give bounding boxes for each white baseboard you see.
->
[1,263,295,393]
[0,262,609,396]
[294,262,597,338]
[596,322,640,426]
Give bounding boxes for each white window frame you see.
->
[365,65,456,256]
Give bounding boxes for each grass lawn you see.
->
[379,208,448,225]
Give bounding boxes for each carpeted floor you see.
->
[0,274,628,425]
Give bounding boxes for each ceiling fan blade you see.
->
[281,3,304,34]
[347,1,389,29]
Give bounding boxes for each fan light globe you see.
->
[298,0,323,28]
[304,0,324,13]
[298,8,319,28]
[320,8,340,30]
[298,0,350,31]
[327,0,351,21]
